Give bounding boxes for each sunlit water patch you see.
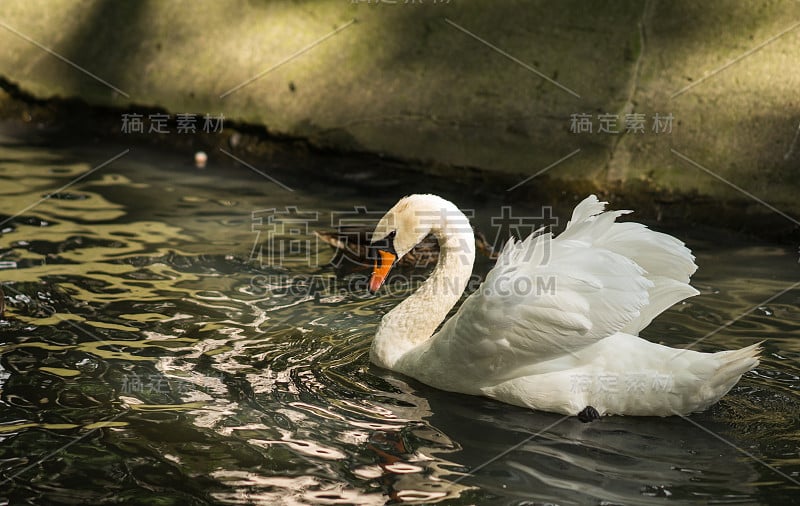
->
[0,131,799,505]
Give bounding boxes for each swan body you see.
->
[368,194,760,417]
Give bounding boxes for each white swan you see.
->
[367,194,761,419]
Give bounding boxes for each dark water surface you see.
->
[0,130,798,505]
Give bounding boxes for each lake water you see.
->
[0,128,798,505]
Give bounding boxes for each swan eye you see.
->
[369,230,397,258]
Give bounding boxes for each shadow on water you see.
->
[0,128,799,504]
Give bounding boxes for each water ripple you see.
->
[1,139,799,504]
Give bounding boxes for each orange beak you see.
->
[369,250,397,293]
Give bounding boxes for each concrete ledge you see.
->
[1,0,799,233]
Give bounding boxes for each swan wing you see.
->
[430,195,698,381]
[558,195,699,334]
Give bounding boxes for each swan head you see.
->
[368,194,453,293]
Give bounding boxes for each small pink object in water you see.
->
[195,151,208,169]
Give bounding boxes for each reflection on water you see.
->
[0,131,799,505]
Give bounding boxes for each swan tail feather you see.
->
[678,342,762,413]
[710,342,762,389]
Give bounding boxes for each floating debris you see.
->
[42,192,88,200]
[315,225,496,275]
[195,151,208,168]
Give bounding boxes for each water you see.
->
[0,128,799,505]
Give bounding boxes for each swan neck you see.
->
[371,214,475,369]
